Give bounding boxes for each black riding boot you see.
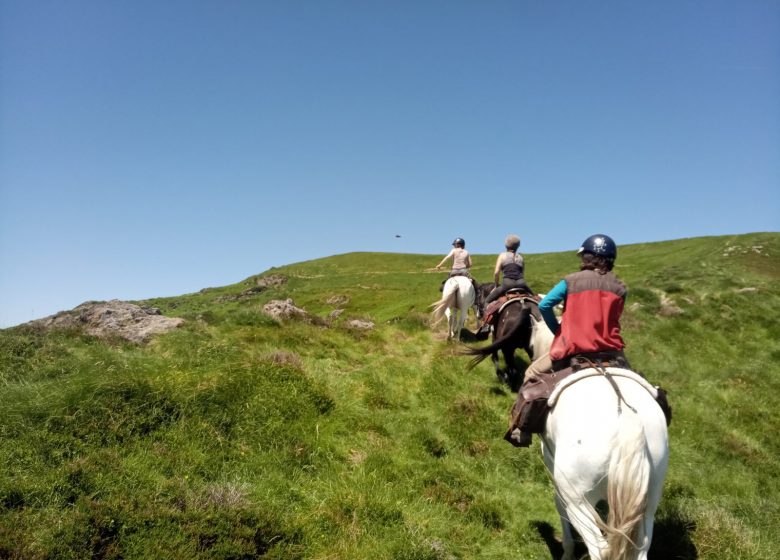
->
[504,428,533,447]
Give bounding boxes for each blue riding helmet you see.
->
[452,238,466,247]
[577,234,617,260]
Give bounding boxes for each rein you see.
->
[582,359,638,416]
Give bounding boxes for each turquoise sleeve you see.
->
[539,280,567,334]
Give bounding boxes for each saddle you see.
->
[504,354,672,447]
[481,291,540,327]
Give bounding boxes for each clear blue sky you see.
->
[1,1,778,327]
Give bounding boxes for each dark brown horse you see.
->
[475,282,495,319]
[464,296,551,391]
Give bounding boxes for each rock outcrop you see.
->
[262,299,314,321]
[345,319,375,330]
[216,274,289,303]
[27,300,184,343]
[255,274,287,289]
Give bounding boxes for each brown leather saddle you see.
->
[482,291,541,327]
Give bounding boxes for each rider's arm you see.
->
[493,254,502,284]
[435,249,454,269]
[539,280,567,334]
[465,251,472,269]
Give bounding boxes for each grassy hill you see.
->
[1,232,778,559]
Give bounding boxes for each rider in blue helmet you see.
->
[506,234,627,447]
[576,233,618,260]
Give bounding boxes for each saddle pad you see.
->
[548,367,659,407]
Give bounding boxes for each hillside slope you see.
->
[1,232,778,559]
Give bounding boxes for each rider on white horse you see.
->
[507,234,628,447]
[434,237,472,277]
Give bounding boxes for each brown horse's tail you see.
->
[462,305,529,370]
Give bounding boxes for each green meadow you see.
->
[1,232,778,559]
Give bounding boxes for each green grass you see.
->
[1,232,778,559]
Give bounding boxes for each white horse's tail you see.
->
[602,411,651,560]
[430,280,459,324]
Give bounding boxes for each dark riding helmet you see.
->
[577,234,617,260]
[452,237,466,248]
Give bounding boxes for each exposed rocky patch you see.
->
[722,244,768,257]
[326,295,349,306]
[735,287,758,294]
[27,300,184,343]
[215,286,265,303]
[255,274,287,289]
[260,299,372,330]
[345,319,375,330]
[658,292,683,317]
[262,299,325,325]
[216,274,289,303]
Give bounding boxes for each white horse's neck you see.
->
[529,315,555,360]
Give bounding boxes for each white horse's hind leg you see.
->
[561,497,605,560]
[635,469,664,560]
[554,494,576,560]
[544,443,578,560]
[455,304,468,341]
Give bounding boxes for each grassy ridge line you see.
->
[1,232,778,559]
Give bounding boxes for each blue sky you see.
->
[1,0,778,327]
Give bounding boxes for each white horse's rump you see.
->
[542,370,669,560]
[430,276,476,341]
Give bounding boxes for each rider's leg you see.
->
[525,352,553,379]
[504,353,554,447]
[483,284,502,307]
[479,284,504,336]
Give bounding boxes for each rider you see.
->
[434,237,472,277]
[541,233,627,369]
[507,234,628,447]
[483,234,533,307]
[476,235,532,336]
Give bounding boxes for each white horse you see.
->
[430,276,476,341]
[541,368,669,560]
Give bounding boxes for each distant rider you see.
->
[435,237,472,277]
[483,234,533,307]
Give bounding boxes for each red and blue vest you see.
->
[549,269,626,361]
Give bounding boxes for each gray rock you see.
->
[262,299,311,321]
[27,300,184,343]
[256,274,287,289]
[346,319,374,330]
